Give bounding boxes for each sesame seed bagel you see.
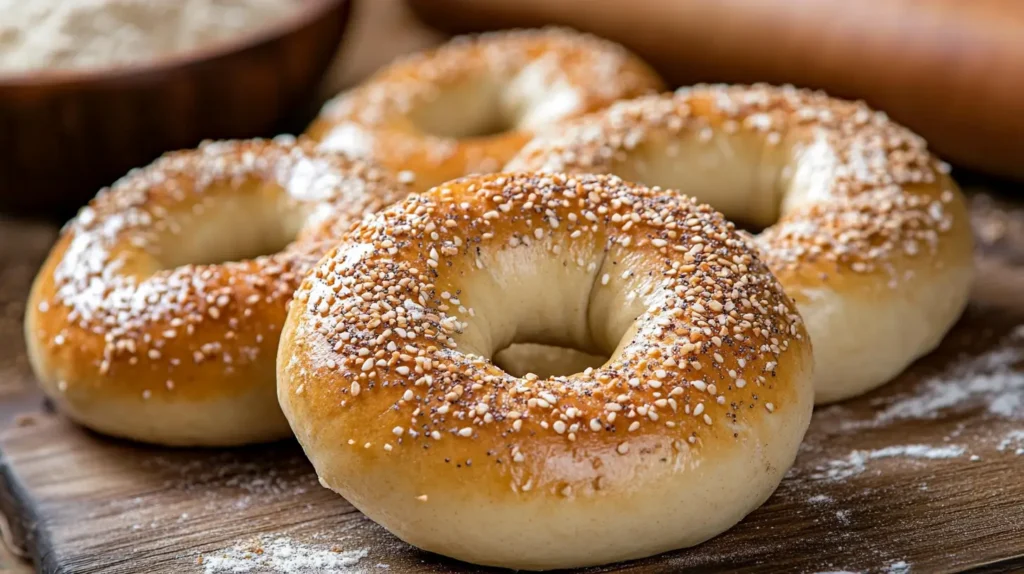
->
[507,84,974,404]
[305,28,664,192]
[278,172,814,570]
[25,139,410,446]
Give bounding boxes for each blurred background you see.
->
[1,0,1023,218]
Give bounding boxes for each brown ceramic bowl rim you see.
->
[0,0,350,87]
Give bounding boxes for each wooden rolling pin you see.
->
[406,0,1024,181]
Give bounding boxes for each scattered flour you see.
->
[201,536,367,574]
[807,494,833,504]
[887,560,911,573]
[835,510,852,525]
[859,326,1024,428]
[997,429,1024,455]
[141,451,314,512]
[812,444,966,481]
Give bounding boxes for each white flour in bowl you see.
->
[0,0,301,73]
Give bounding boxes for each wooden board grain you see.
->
[1,188,1023,574]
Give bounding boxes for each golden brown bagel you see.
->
[507,85,974,403]
[305,28,664,192]
[407,0,1024,181]
[278,172,814,570]
[25,139,409,446]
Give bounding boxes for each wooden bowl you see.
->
[0,0,353,218]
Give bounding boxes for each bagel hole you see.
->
[493,343,609,379]
[409,81,516,139]
[459,243,640,379]
[605,144,787,231]
[154,188,308,268]
[726,218,766,235]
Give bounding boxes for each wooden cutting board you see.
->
[1,187,1023,574]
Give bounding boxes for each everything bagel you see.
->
[25,139,409,446]
[278,172,814,569]
[508,85,974,403]
[306,28,664,192]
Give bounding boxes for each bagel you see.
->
[278,172,814,570]
[305,28,664,192]
[507,85,974,404]
[24,139,409,446]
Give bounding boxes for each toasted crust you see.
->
[278,172,813,569]
[25,138,410,446]
[508,85,974,403]
[306,28,664,192]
